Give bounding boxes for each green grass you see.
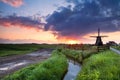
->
[2,50,68,80]
[62,49,82,62]
[0,50,33,57]
[76,50,120,80]
[0,44,61,57]
[61,48,97,63]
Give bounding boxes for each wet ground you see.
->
[64,60,81,80]
[0,49,52,78]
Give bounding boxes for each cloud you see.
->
[0,0,24,7]
[0,14,45,30]
[45,0,120,40]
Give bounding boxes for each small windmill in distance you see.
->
[90,28,108,51]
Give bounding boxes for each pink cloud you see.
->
[0,15,45,30]
[1,0,24,7]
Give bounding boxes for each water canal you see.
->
[64,60,81,80]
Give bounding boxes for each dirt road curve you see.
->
[0,49,53,78]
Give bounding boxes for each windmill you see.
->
[90,28,108,46]
[90,28,108,52]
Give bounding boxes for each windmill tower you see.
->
[90,28,108,46]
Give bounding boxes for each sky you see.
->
[0,0,120,44]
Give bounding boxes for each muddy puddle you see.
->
[0,60,30,73]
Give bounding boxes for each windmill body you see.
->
[95,36,103,46]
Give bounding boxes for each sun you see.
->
[67,40,78,44]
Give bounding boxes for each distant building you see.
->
[106,41,118,46]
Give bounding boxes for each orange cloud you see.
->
[1,0,23,7]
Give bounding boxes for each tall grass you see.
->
[76,50,120,80]
[61,48,97,63]
[2,50,68,80]
[62,49,82,63]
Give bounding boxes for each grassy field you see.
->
[0,44,61,57]
[76,50,120,80]
[2,49,68,80]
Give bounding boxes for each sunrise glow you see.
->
[67,40,78,44]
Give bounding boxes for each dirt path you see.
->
[0,49,53,78]
[110,47,120,54]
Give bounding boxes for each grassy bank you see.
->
[62,49,82,63]
[76,50,120,80]
[62,48,97,63]
[0,44,60,57]
[2,50,68,80]
[112,46,120,50]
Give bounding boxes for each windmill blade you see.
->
[90,36,97,37]
[101,36,108,37]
